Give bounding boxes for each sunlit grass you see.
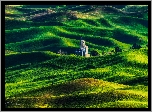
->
[87,100,148,108]
[126,50,148,64]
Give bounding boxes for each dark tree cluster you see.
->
[115,46,122,53]
[57,49,67,55]
[131,43,142,49]
[90,50,100,56]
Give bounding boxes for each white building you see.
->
[76,38,90,57]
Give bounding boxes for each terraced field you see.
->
[5,5,148,108]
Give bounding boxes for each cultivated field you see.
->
[5,5,148,108]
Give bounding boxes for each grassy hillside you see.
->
[5,5,148,108]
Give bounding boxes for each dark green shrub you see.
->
[90,50,100,56]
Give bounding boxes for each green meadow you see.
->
[5,5,148,108]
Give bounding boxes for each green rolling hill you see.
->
[5,5,148,108]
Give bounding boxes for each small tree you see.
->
[111,50,115,53]
[131,43,142,49]
[57,49,68,55]
[102,51,105,56]
[90,50,100,56]
[115,46,122,53]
